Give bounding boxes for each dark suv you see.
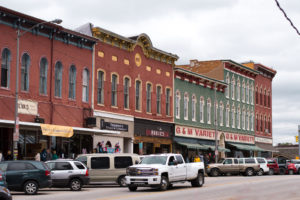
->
[0,161,51,195]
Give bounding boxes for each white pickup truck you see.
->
[125,153,205,191]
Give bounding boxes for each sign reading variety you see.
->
[175,125,255,144]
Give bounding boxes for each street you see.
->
[12,175,300,200]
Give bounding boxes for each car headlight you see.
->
[153,168,159,175]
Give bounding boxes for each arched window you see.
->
[226,104,230,127]
[97,70,104,104]
[1,48,11,88]
[246,82,249,103]
[200,97,205,123]
[166,88,171,116]
[184,93,189,120]
[231,76,235,100]
[175,91,181,119]
[237,106,240,129]
[54,61,63,97]
[236,78,240,101]
[219,101,223,126]
[260,114,263,131]
[146,83,152,113]
[225,74,230,98]
[39,57,48,95]
[207,99,211,124]
[68,65,76,99]
[124,77,130,109]
[156,85,162,114]
[264,89,267,106]
[242,80,245,102]
[256,87,259,104]
[21,53,30,91]
[256,114,259,132]
[260,88,263,105]
[251,112,254,131]
[242,108,245,130]
[268,117,271,133]
[111,74,118,106]
[231,105,235,128]
[265,115,268,133]
[214,101,218,125]
[135,80,141,111]
[82,68,89,102]
[192,95,196,121]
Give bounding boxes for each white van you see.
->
[75,153,140,186]
[254,157,270,175]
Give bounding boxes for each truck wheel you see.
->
[191,172,204,187]
[257,169,264,176]
[269,169,274,175]
[70,178,82,191]
[245,168,254,176]
[159,176,169,191]
[211,169,219,177]
[279,168,285,175]
[24,180,39,195]
[289,170,294,175]
[118,175,127,187]
[128,185,138,192]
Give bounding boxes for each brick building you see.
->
[0,6,118,159]
[243,62,277,157]
[77,24,178,154]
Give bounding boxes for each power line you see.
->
[274,0,300,36]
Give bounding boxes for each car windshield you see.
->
[218,158,225,163]
[140,156,168,165]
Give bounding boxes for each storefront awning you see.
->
[176,142,208,150]
[228,142,265,151]
[201,144,231,152]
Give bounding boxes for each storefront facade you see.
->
[134,118,173,155]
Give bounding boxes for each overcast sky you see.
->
[1,0,299,145]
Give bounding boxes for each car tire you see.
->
[245,168,254,176]
[257,169,264,176]
[23,180,39,195]
[269,168,274,175]
[159,176,169,191]
[191,172,204,187]
[128,185,138,192]
[289,170,294,175]
[211,168,219,177]
[118,175,127,187]
[70,178,82,191]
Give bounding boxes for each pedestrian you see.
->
[35,152,41,161]
[46,149,52,161]
[0,150,3,161]
[5,150,13,160]
[194,154,201,162]
[41,148,47,161]
[52,150,58,160]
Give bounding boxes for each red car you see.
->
[286,159,300,175]
[267,159,280,175]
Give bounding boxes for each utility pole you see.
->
[214,83,218,163]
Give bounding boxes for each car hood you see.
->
[208,163,223,168]
[129,164,166,169]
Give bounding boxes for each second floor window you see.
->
[226,105,230,127]
[54,61,62,97]
[82,69,89,102]
[219,103,223,126]
[200,98,204,122]
[237,108,240,129]
[156,86,161,114]
[21,53,30,91]
[135,80,141,111]
[39,57,48,95]
[166,88,171,116]
[111,74,117,106]
[97,71,104,104]
[207,99,211,124]
[146,83,152,113]
[175,92,180,119]
[68,65,76,99]
[124,77,130,109]
[1,48,11,88]
[184,94,188,120]
[192,96,196,121]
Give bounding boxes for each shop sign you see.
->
[18,99,38,115]
[146,129,169,138]
[41,124,73,138]
[224,132,255,144]
[255,137,273,144]
[101,119,128,132]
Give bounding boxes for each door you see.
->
[167,156,177,181]
[175,155,187,181]
[89,156,111,183]
[50,162,73,186]
[231,159,240,173]
[5,162,27,189]
[222,159,233,173]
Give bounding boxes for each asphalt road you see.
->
[12,175,300,200]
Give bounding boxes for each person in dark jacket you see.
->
[5,150,13,160]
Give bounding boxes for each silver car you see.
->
[46,159,89,191]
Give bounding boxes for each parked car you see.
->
[0,170,7,187]
[46,159,89,191]
[0,160,51,195]
[0,186,12,200]
[286,159,300,175]
[207,158,260,176]
[271,156,289,175]
[125,153,205,191]
[75,153,140,187]
[267,159,280,175]
[253,157,269,176]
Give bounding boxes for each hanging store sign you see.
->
[175,125,255,144]
[146,129,169,138]
[41,124,73,138]
[18,99,38,115]
[101,119,128,132]
[255,137,273,144]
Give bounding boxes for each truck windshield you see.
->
[140,156,168,165]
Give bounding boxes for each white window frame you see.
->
[184,93,189,120]
[192,95,196,121]
[200,97,204,123]
[175,91,181,119]
[207,99,211,124]
[226,104,230,127]
[219,102,224,126]
[231,76,235,100]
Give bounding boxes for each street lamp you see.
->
[13,19,62,160]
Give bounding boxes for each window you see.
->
[256,87,259,104]
[231,76,235,100]
[124,77,130,109]
[256,115,259,132]
[192,95,196,121]
[175,91,180,119]
[225,74,230,98]
[246,83,249,103]
[114,157,133,168]
[97,71,104,104]
[156,86,162,114]
[232,106,235,128]
[245,158,255,164]
[264,89,267,106]
[214,102,218,125]
[207,99,211,124]
[265,116,267,132]
[175,155,184,164]
[234,159,238,164]
[7,162,27,171]
[135,80,141,110]
[226,104,230,127]
[219,102,223,126]
[166,88,171,116]
[224,159,232,165]
[268,117,271,133]
[21,53,30,91]
[146,83,152,113]
[260,115,263,131]
[256,158,266,164]
[242,81,245,102]
[54,61,63,97]
[25,163,36,170]
[76,156,87,166]
[200,97,204,123]
[82,68,89,102]
[91,157,110,169]
[260,88,263,105]
[242,109,245,130]
[111,74,117,106]
[1,48,11,88]
[250,84,253,104]
[46,162,55,170]
[56,162,73,170]
[184,93,188,120]
[236,79,240,101]
[245,111,249,130]
[68,65,76,99]
[238,159,244,164]
[39,57,48,94]
[237,107,240,129]
[74,162,85,169]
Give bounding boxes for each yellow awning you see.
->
[41,124,73,138]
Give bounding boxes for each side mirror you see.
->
[173,160,178,166]
[135,160,139,164]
